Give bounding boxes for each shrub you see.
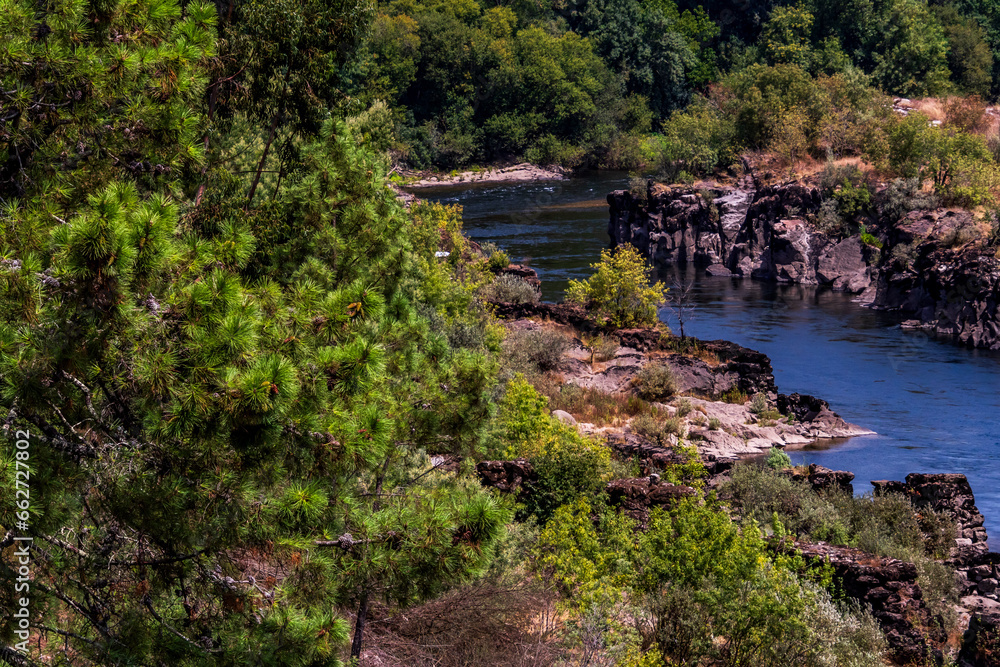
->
[631,412,683,445]
[542,382,653,426]
[945,95,989,134]
[749,392,769,415]
[708,417,721,430]
[674,398,692,418]
[879,177,939,222]
[480,273,540,304]
[721,387,748,404]
[501,327,571,375]
[633,363,679,401]
[482,243,510,272]
[858,224,883,249]
[582,333,620,363]
[812,198,847,236]
[566,245,667,329]
[765,447,792,470]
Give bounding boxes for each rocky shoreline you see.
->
[608,177,1000,350]
[481,284,1000,664]
[494,298,873,460]
[403,162,568,188]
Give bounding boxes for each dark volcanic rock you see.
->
[869,208,1000,350]
[872,473,988,552]
[777,392,830,422]
[499,264,541,288]
[607,432,738,477]
[488,301,594,330]
[606,476,695,525]
[607,179,1000,350]
[476,460,536,500]
[795,541,943,664]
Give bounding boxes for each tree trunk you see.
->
[247,66,291,207]
[246,109,281,207]
[194,83,218,208]
[349,455,391,662]
[350,589,369,661]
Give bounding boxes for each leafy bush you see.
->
[480,241,511,272]
[879,177,939,222]
[480,273,540,304]
[722,387,748,404]
[589,334,621,363]
[674,398,693,417]
[708,417,721,430]
[723,465,960,618]
[749,392,769,415]
[812,198,847,236]
[631,412,683,445]
[566,245,667,329]
[765,447,793,470]
[501,327,570,375]
[633,363,679,401]
[858,224,883,249]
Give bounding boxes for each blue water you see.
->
[416,175,1000,546]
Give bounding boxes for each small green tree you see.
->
[566,244,667,328]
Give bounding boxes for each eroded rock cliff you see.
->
[608,179,1000,349]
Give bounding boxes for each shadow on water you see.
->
[420,174,1000,548]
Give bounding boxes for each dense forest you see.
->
[1,0,998,665]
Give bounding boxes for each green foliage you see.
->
[489,376,613,523]
[722,387,749,404]
[536,496,888,666]
[566,245,667,329]
[633,363,680,401]
[479,273,540,305]
[765,447,793,469]
[881,113,1000,207]
[0,113,507,663]
[0,0,217,203]
[631,412,683,445]
[724,465,960,617]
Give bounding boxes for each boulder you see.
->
[872,473,988,554]
[475,460,536,499]
[551,409,577,426]
[795,541,944,664]
[606,476,696,526]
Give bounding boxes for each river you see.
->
[416,173,1000,547]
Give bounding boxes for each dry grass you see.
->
[537,379,655,426]
[359,583,564,667]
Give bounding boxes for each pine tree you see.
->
[1,117,507,663]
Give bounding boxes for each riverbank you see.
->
[491,296,873,460]
[403,162,568,188]
[608,175,1000,350]
[484,294,1000,665]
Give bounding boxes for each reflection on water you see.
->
[419,175,1000,548]
[416,173,630,301]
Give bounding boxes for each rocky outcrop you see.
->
[489,301,594,330]
[795,541,944,664]
[609,180,874,294]
[476,460,536,500]
[868,208,1000,350]
[405,163,567,188]
[606,476,696,525]
[499,264,541,288]
[782,463,856,494]
[959,595,1000,667]
[872,473,988,554]
[608,180,1000,349]
[607,432,738,477]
